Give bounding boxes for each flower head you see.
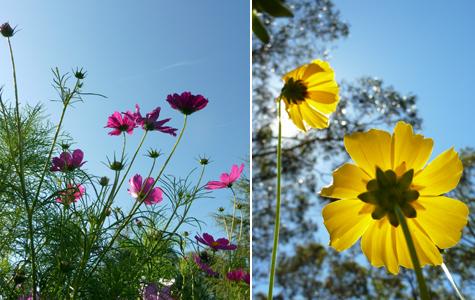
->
[280,60,339,131]
[50,149,85,172]
[226,269,250,284]
[320,121,469,274]
[0,22,15,37]
[125,105,177,136]
[193,253,218,277]
[166,91,208,115]
[56,184,85,205]
[105,111,136,136]
[128,174,163,205]
[206,163,244,190]
[195,233,237,251]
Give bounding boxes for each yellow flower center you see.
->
[211,241,220,247]
[358,168,419,227]
[281,78,308,104]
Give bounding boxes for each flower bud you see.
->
[218,207,225,212]
[109,161,124,171]
[74,67,86,80]
[0,23,15,37]
[99,176,110,186]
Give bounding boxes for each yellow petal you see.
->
[409,219,443,266]
[392,121,434,171]
[413,196,468,248]
[286,103,306,132]
[413,148,463,195]
[344,129,392,176]
[320,163,370,199]
[306,98,338,115]
[361,218,442,274]
[299,102,329,129]
[322,199,372,251]
[305,90,339,104]
[361,219,386,268]
[361,219,399,274]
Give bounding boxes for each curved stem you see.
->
[395,206,430,300]
[268,98,282,300]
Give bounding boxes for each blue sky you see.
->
[0,1,249,238]
[333,0,475,154]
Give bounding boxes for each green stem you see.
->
[229,188,237,241]
[89,115,188,274]
[8,37,38,299]
[395,206,430,300]
[238,209,243,243]
[268,98,282,300]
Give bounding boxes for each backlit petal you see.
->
[413,148,463,195]
[413,196,468,248]
[344,129,392,176]
[392,121,433,171]
[299,102,329,129]
[322,199,372,251]
[320,163,370,199]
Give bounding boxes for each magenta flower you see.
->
[50,149,85,172]
[206,163,245,190]
[125,105,177,136]
[195,233,237,251]
[143,283,174,300]
[166,91,208,115]
[56,184,85,205]
[105,111,136,136]
[226,269,250,284]
[193,253,218,277]
[128,174,163,205]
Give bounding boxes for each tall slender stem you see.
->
[229,188,237,241]
[8,37,39,299]
[268,98,282,300]
[395,206,430,300]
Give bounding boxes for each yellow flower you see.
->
[320,121,469,274]
[280,60,339,131]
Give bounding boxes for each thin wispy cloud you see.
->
[117,58,206,82]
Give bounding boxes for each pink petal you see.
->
[206,181,227,190]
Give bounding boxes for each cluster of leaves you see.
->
[252,0,474,299]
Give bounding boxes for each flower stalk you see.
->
[268,97,282,300]
[395,205,430,300]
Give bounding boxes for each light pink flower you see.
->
[56,184,85,205]
[128,174,163,205]
[105,111,136,136]
[206,163,245,190]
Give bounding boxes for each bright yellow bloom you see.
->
[320,121,468,274]
[280,60,339,131]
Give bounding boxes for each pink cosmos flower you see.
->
[50,149,85,172]
[125,105,177,136]
[56,184,85,205]
[105,111,136,136]
[166,91,208,115]
[206,163,245,190]
[193,253,218,277]
[226,269,250,284]
[128,174,163,205]
[195,233,237,251]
